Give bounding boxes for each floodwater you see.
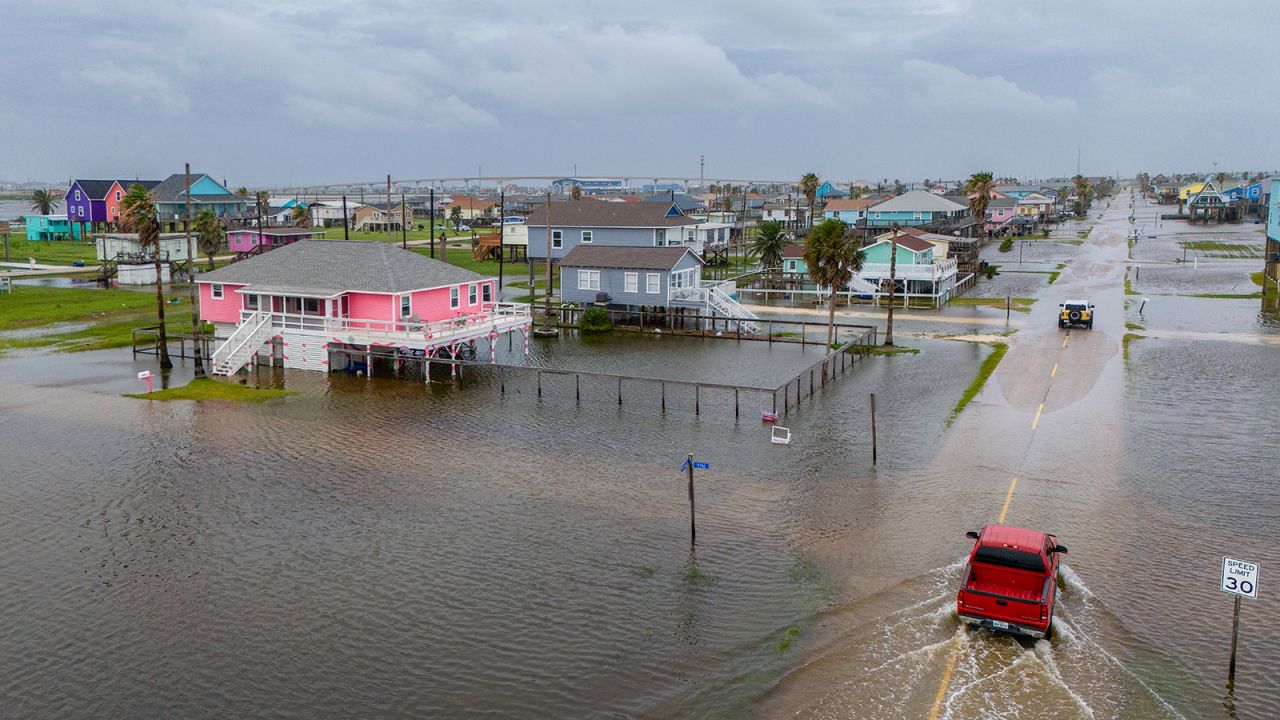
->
[2,191,1278,718]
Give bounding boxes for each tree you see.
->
[120,183,172,369]
[1072,175,1092,216]
[893,179,905,195]
[749,220,788,270]
[234,187,249,197]
[193,209,224,270]
[450,205,463,230]
[570,184,582,201]
[800,172,820,229]
[849,185,865,200]
[963,171,994,244]
[804,218,865,346]
[290,205,309,227]
[29,188,57,215]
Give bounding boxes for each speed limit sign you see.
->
[1221,557,1259,599]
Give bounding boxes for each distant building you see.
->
[815,181,848,201]
[524,201,701,262]
[227,228,326,256]
[558,245,704,309]
[148,173,249,229]
[1265,178,1279,287]
[863,191,970,229]
[551,178,626,195]
[823,197,879,226]
[66,179,146,231]
[25,214,82,241]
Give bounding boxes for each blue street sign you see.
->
[680,458,691,472]
[693,462,710,469]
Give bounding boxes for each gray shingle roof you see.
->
[525,200,694,228]
[868,191,968,213]
[560,245,701,270]
[72,179,121,198]
[199,240,485,294]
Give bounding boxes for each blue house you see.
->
[863,191,969,229]
[524,200,702,262]
[25,214,82,241]
[149,173,249,230]
[1265,178,1279,288]
[559,245,704,309]
[815,181,848,200]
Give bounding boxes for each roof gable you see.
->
[559,245,702,270]
[525,201,695,228]
[867,234,934,253]
[869,191,968,213]
[198,240,485,294]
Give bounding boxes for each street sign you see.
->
[1221,557,1260,599]
[693,461,709,470]
[680,458,690,472]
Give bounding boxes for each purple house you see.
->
[66,178,159,232]
[227,227,326,256]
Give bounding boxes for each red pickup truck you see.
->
[957,525,1067,639]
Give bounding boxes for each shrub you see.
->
[998,238,1013,253]
[580,305,613,333]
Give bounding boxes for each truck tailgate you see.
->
[961,565,1049,626]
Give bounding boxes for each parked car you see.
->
[956,524,1067,639]
[1058,300,1094,329]
[454,224,471,232]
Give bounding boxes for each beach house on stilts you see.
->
[198,240,531,377]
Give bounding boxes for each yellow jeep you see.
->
[1058,301,1094,329]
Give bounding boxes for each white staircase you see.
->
[211,311,274,376]
[847,273,878,295]
[704,282,761,334]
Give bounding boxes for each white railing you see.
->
[236,303,532,344]
[212,311,274,375]
[859,258,958,282]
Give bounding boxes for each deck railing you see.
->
[237,303,532,341]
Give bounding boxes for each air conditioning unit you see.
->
[594,292,611,305]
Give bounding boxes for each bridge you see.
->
[271,174,800,194]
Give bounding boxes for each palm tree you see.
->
[570,184,582,201]
[1073,175,1090,216]
[290,205,308,227]
[804,219,865,346]
[234,187,249,197]
[963,171,994,244]
[800,172,820,229]
[193,209,224,270]
[29,188,57,215]
[450,205,463,230]
[120,183,173,369]
[749,220,788,270]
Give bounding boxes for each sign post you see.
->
[137,370,154,393]
[681,455,709,550]
[1219,556,1259,689]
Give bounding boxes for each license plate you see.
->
[991,620,1010,630]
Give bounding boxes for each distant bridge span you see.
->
[272,175,798,194]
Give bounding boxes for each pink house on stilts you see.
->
[198,240,530,376]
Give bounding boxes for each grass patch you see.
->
[0,285,179,330]
[1047,271,1060,284]
[1122,333,1144,367]
[1251,271,1266,287]
[947,342,1008,427]
[1125,321,1145,331]
[126,377,294,402]
[1078,227,1093,239]
[1177,240,1261,258]
[776,625,801,654]
[947,296,1035,312]
[0,235,99,265]
[1188,292,1263,299]
[1124,268,1139,295]
[1001,269,1060,285]
[848,344,919,356]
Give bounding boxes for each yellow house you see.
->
[1178,182,1205,202]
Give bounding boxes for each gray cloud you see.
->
[2,0,1277,186]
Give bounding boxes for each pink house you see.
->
[227,227,326,255]
[198,240,530,375]
[985,197,1018,233]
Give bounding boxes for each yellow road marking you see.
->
[998,476,1019,524]
[1031,403,1044,430]
[1050,363,1058,378]
[929,634,962,720]
[1062,334,1069,348]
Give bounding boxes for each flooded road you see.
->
[1,192,1277,718]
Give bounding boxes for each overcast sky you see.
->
[3,0,1278,187]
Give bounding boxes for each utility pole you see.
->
[885,225,899,345]
[429,188,436,258]
[184,163,205,379]
[686,453,697,549]
[385,174,393,246]
[342,194,349,241]
[498,187,505,291]
[400,191,407,249]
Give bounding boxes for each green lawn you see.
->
[0,285,191,354]
[127,377,294,402]
[2,233,98,265]
[948,342,1009,426]
[947,296,1036,312]
[1177,240,1262,258]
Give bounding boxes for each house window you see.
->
[450,286,460,309]
[581,230,592,244]
[646,273,659,293]
[245,294,258,310]
[78,206,84,217]
[211,284,224,300]
[577,270,600,291]
[687,229,695,243]
[624,272,638,293]
[75,189,81,201]
[303,298,319,313]
[482,283,492,303]
[874,212,881,219]
[400,294,411,318]
[552,230,563,249]
[115,190,121,201]
[468,284,478,305]
[913,212,921,221]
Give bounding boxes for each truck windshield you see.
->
[974,546,1045,573]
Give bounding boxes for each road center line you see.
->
[1050,362,1058,378]
[1062,334,1069,348]
[929,633,963,720]
[997,476,1019,524]
[1031,403,1044,430]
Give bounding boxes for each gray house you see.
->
[524,200,702,263]
[559,246,704,309]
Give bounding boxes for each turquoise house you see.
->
[24,214,82,241]
[862,236,934,265]
[150,173,248,229]
[864,191,968,229]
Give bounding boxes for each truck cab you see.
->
[957,525,1067,639]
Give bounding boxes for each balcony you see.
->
[859,258,958,282]
[236,303,532,346]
